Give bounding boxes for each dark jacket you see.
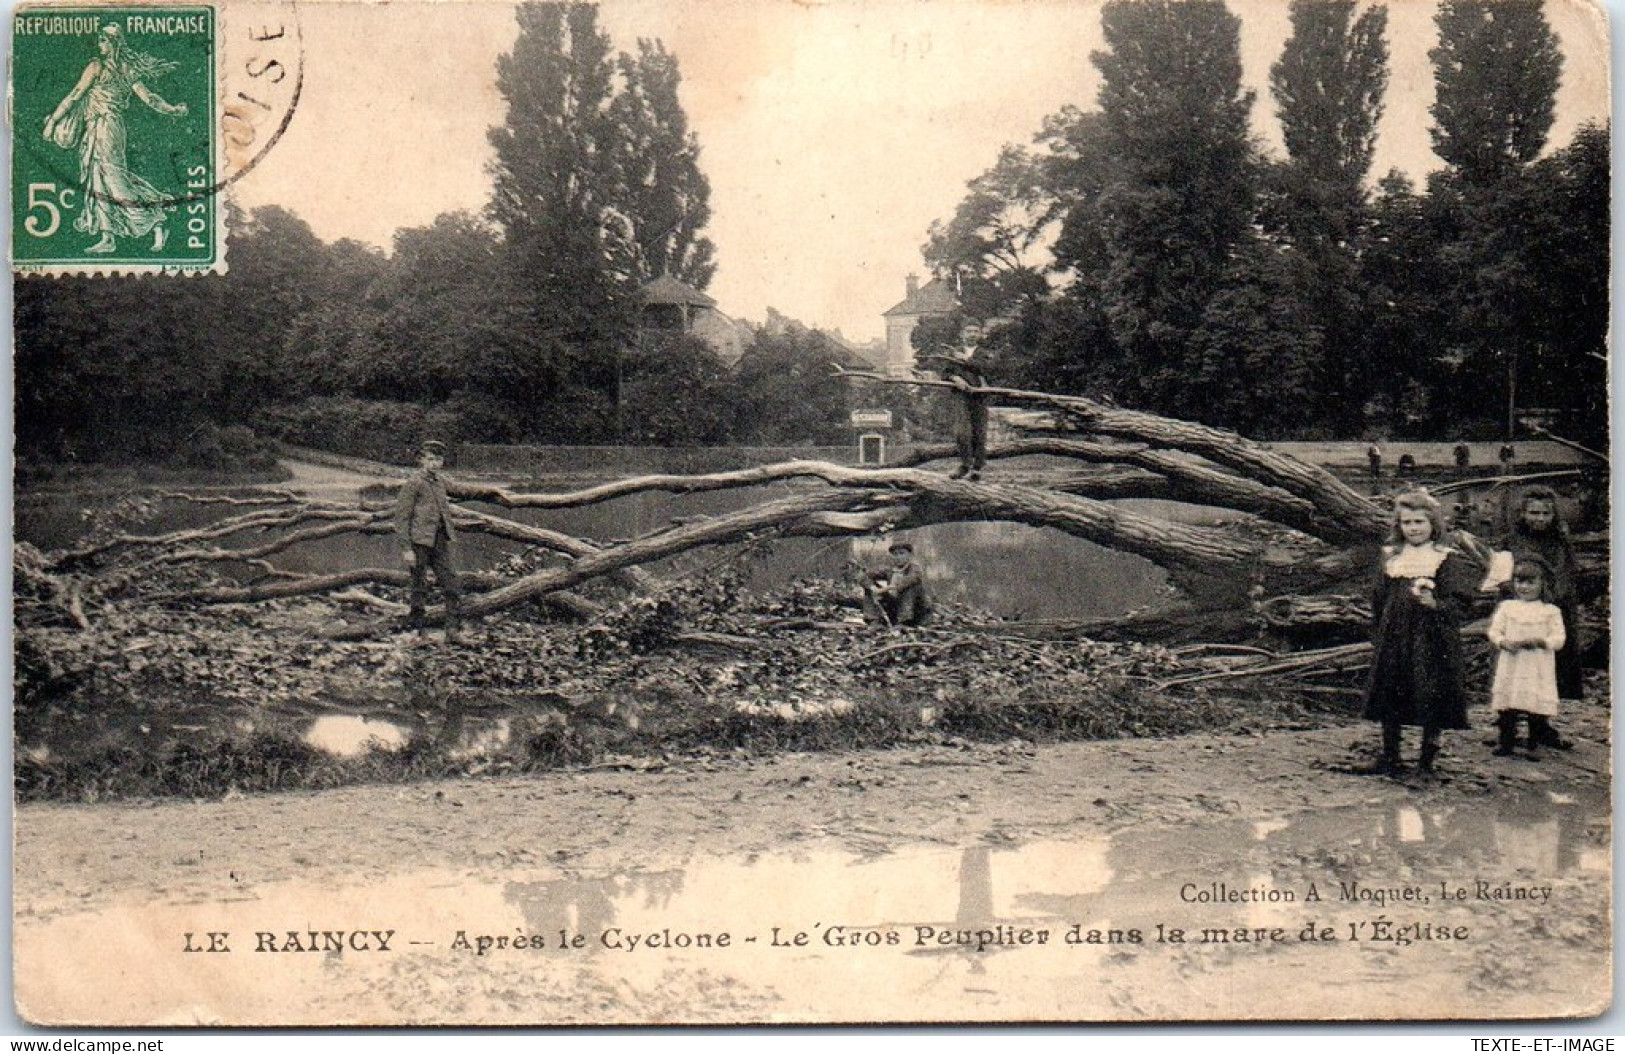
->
[868,559,930,626]
[394,469,456,547]
[1499,522,1584,699]
[1364,545,1476,729]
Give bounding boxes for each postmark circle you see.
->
[11,0,303,271]
[215,0,304,196]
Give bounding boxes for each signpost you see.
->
[849,410,894,429]
[850,410,893,465]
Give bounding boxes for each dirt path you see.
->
[14,694,1612,1027]
[277,457,401,503]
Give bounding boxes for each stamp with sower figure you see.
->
[12,6,219,273]
[12,2,301,276]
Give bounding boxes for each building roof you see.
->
[826,333,884,371]
[882,276,958,318]
[639,274,717,309]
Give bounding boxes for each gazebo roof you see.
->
[639,274,717,309]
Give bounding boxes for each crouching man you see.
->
[394,439,466,644]
[862,539,931,627]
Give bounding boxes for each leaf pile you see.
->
[16,560,1353,802]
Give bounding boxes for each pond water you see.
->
[15,462,1229,766]
[17,461,1219,622]
[303,714,412,756]
[16,693,520,767]
[14,784,1609,1024]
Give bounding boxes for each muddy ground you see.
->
[14,681,1612,1027]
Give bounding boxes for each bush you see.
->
[16,417,281,474]
[176,423,282,472]
[441,391,522,444]
[256,398,423,463]
[258,394,546,462]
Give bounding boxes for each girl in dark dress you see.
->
[1499,488,1583,733]
[1363,491,1477,775]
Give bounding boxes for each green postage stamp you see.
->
[11,5,221,274]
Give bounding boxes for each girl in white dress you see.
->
[1488,559,1567,758]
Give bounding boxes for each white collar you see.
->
[1384,544,1450,578]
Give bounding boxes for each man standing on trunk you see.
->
[944,320,990,481]
[395,439,466,644]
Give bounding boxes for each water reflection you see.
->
[296,707,535,761]
[23,700,525,768]
[839,521,1170,619]
[15,785,1608,1025]
[490,786,1604,961]
[504,870,687,944]
[303,715,410,756]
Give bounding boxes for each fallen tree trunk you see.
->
[445,463,838,510]
[57,503,360,569]
[336,489,883,636]
[161,567,601,620]
[1155,617,1493,690]
[453,508,653,591]
[839,369,1386,541]
[898,438,1334,539]
[34,381,1417,649]
[464,466,1264,618]
[150,515,385,566]
[39,454,1372,642]
[317,467,1352,638]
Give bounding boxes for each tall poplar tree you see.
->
[487,3,720,438]
[1090,0,1258,419]
[1268,0,1389,435]
[1425,0,1564,438]
[487,2,630,424]
[1271,0,1388,197]
[1429,0,1562,188]
[608,39,716,288]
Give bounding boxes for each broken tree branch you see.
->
[838,369,1386,538]
[897,438,1337,540]
[55,505,368,569]
[166,567,600,620]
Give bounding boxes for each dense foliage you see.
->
[13,0,1607,467]
[925,0,1603,443]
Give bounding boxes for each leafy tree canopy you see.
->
[1430,0,1561,188]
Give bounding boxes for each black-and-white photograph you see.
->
[9,0,1612,1026]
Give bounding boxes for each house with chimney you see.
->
[637,275,747,365]
[881,273,959,376]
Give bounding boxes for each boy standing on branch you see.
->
[942,320,991,481]
[394,439,466,644]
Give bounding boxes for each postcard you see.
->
[10,0,1612,1026]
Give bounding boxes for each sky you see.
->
[232,0,1612,343]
